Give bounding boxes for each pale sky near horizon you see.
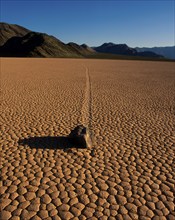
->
[1,0,175,47]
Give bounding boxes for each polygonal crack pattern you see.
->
[1,59,174,220]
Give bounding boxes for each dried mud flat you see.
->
[0,58,175,220]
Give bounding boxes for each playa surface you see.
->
[1,58,175,220]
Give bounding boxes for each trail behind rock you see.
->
[81,66,92,131]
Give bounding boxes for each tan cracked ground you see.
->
[0,58,175,220]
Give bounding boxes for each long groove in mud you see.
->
[87,67,93,137]
[81,66,92,135]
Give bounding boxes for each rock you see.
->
[68,125,92,148]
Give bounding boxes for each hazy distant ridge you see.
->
[136,46,175,59]
[93,43,164,58]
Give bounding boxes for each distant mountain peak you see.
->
[81,44,96,53]
[81,43,88,47]
[101,42,116,47]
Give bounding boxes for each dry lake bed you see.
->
[1,58,175,220]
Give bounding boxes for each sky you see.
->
[0,0,175,47]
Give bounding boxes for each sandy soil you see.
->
[0,58,175,220]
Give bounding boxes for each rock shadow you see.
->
[18,136,73,150]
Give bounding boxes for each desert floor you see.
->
[0,58,175,220]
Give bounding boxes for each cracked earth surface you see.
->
[0,58,175,220]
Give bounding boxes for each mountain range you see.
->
[0,22,174,60]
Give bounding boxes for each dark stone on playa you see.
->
[68,125,92,148]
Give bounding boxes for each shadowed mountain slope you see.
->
[0,32,83,57]
[0,22,30,46]
[0,22,95,57]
